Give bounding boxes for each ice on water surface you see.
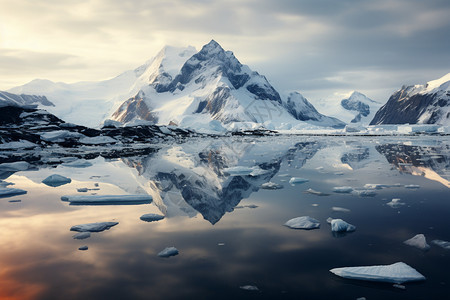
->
[404,234,430,251]
[432,240,450,249]
[61,194,152,205]
[330,218,356,232]
[140,213,165,222]
[284,216,320,230]
[157,247,179,258]
[0,187,27,198]
[42,174,72,187]
[289,177,309,185]
[70,222,119,232]
[330,262,426,284]
[333,186,353,193]
[260,182,283,190]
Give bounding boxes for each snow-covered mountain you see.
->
[308,91,382,125]
[8,40,344,130]
[0,91,54,108]
[111,40,345,130]
[8,46,197,128]
[370,73,450,126]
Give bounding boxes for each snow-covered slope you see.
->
[8,46,196,128]
[0,91,54,108]
[370,73,450,126]
[111,40,345,130]
[309,91,382,125]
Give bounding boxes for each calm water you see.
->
[0,135,449,300]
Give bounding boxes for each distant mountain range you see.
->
[3,40,449,129]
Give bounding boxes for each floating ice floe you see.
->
[0,187,27,198]
[235,204,258,209]
[239,285,259,291]
[431,240,450,250]
[304,188,329,196]
[0,140,36,149]
[157,247,179,258]
[289,177,309,185]
[61,194,152,205]
[404,184,420,189]
[70,221,119,232]
[352,190,377,197]
[329,262,426,284]
[260,182,284,190]
[387,198,405,208]
[77,188,89,192]
[78,246,88,251]
[8,199,21,203]
[42,174,72,187]
[393,284,406,290]
[0,180,13,187]
[73,232,91,240]
[330,218,356,232]
[284,216,320,230]
[62,159,93,168]
[140,213,165,222]
[223,166,253,176]
[333,186,353,193]
[404,234,430,250]
[79,136,117,145]
[332,207,351,213]
[363,184,391,190]
[0,161,29,171]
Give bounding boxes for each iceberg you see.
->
[332,207,351,213]
[61,194,152,205]
[70,221,119,232]
[333,186,353,193]
[432,239,450,250]
[0,187,27,198]
[331,219,356,232]
[157,247,179,258]
[284,216,320,230]
[403,234,430,250]
[330,262,426,284]
[42,174,72,187]
[0,161,29,171]
[239,285,259,291]
[260,182,283,190]
[386,198,405,208]
[304,188,330,196]
[73,232,91,240]
[289,177,309,185]
[140,213,165,222]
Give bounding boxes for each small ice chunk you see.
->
[353,190,377,197]
[73,232,91,240]
[289,177,309,185]
[249,167,270,177]
[333,186,353,193]
[70,221,119,232]
[431,240,450,249]
[239,285,259,291]
[140,213,165,222]
[0,187,27,198]
[218,243,225,246]
[334,172,344,176]
[330,262,425,284]
[387,198,405,208]
[304,188,329,196]
[404,184,420,189]
[77,188,89,192]
[78,246,88,251]
[331,219,356,232]
[0,161,29,171]
[260,182,283,190]
[404,234,430,250]
[79,136,117,145]
[332,207,351,213]
[8,199,22,203]
[61,194,152,205]
[393,284,406,290]
[364,184,390,190]
[157,247,179,258]
[42,174,72,187]
[284,216,320,230]
[62,159,93,168]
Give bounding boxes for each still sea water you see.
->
[0,135,449,300]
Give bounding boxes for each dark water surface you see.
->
[0,135,449,299]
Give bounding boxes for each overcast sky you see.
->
[0,0,449,102]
